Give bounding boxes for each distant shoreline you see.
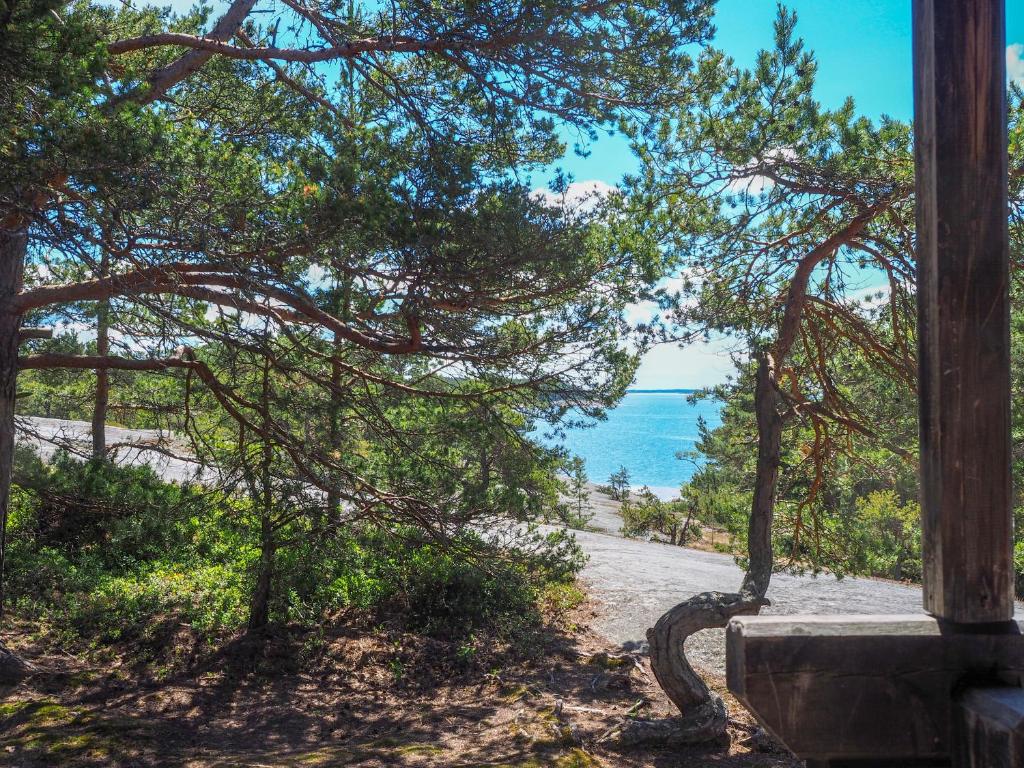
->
[625,388,699,394]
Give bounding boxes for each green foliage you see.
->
[7,450,584,650]
[620,487,700,545]
[277,523,584,640]
[603,465,632,502]
[557,457,593,529]
[849,491,921,582]
[11,447,210,565]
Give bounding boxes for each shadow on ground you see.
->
[0,611,797,768]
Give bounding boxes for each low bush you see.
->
[620,487,700,545]
[849,490,922,582]
[7,449,584,652]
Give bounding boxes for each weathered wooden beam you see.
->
[727,614,1024,764]
[913,0,1012,622]
[954,687,1024,767]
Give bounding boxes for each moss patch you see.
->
[479,751,598,768]
[0,697,155,767]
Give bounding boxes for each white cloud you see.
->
[305,263,329,289]
[532,179,618,215]
[621,272,698,327]
[848,282,891,310]
[633,336,737,390]
[1009,44,1024,86]
[725,146,798,197]
[727,174,773,196]
[623,299,659,326]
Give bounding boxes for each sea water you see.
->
[535,390,723,500]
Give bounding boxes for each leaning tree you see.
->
[620,12,1024,745]
[616,11,932,744]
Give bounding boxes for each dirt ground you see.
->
[0,601,799,768]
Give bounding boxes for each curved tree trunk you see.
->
[617,591,767,746]
[629,212,881,745]
[622,351,784,745]
[741,352,783,597]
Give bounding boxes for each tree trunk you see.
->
[626,352,782,746]
[247,356,275,634]
[247,514,275,633]
[91,254,109,459]
[325,280,350,526]
[740,351,783,597]
[0,225,34,683]
[679,505,696,547]
[617,591,767,746]
[325,331,342,525]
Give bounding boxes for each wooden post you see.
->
[913,0,1013,623]
[16,327,52,342]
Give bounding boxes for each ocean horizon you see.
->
[536,389,723,500]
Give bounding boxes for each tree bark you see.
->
[247,355,275,634]
[0,225,33,683]
[92,253,110,459]
[679,504,696,547]
[325,280,350,526]
[617,592,767,746]
[626,352,782,746]
[247,513,275,633]
[325,330,342,525]
[741,351,783,597]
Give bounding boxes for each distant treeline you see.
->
[626,389,698,394]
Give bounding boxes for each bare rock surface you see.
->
[574,526,923,674]
[18,416,206,483]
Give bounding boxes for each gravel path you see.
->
[21,417,933,674]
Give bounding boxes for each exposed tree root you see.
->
[613,591,767,747]
[614,694,729,747]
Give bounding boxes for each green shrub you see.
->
[852,490,921,582]
[282,525,584,640]
[11,447,212,568]
[620,487,698,545]
[7,450,585,649]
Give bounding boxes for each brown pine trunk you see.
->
[247,514,275,633]
[92,254,109,459]
[325,332,342,525]
[740,351,783,598]
[0,226,26,624]
[634,351,783,745]
[679,505,695,547]
[325,280,351,526]
[0,225,34,682]
[247,357,275,633]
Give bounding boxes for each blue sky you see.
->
[553,1,1024,389]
